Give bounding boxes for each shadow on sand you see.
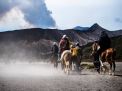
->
[114,74,122,77]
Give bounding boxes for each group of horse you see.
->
[51,45,82,74]
[51,42,116,75]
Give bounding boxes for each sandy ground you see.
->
[0,61,122,91]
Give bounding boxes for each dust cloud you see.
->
[0,61,64,78]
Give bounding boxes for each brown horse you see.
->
[60,50,72,74]
[91,42,116,75]
[70,46,82,71]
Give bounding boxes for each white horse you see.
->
[60,50,72,74]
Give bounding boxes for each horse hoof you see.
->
[67,71,69,75]
[112,73,115,76]
[109,72,112,75]
[97,72,100,74]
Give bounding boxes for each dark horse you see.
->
[91,42,116,75]
[51,54,58,68]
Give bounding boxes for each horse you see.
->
[60,50,72,74]
[51,54,58,68]
[60,45,82,74]
[91,42,116,75]
[70,46,82,71]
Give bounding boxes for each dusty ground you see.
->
[0,61,122,91]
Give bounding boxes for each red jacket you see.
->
[59,38,70,54]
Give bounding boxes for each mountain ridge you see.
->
[0,23,122,44]
[0,23,121,60]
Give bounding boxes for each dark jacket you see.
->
[63,38,70,50]
[98,31,111,51]
[76,45,82,57]
[51,44,59,55]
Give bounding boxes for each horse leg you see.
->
[64,62,67,73]
[55,61,58,68]
[112,49,116,73]
[72,56,76,71]
[54,62,56,68]
[94,55,100,74]
[112,61,116,75]
[74,56,80,71]
[77,57,81,71]
[55,56,58,68]
[65,60,70,75]
[54,57,56,68]
[108,61,112,75]
[75,57,79,71]
[61,60,64,70]
[67,63,70,75]
[69,60,72,71]
[54,61,58,68]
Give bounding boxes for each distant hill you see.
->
[73,26,89,31]
[0,23,122,61]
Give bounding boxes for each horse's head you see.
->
[70,44,75,56]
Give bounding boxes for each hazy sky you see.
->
[0,0,122,31]
[46,0,122,30]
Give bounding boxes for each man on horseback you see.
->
[75,42,82,70]
[59,34,70,69]
[96,31,111,73]
[59,35,70,54]
[51,42,59,68]
[92,41,100,72]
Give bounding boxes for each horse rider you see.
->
[75,42,82,61]
[96,31,111,73]
[59,34,70,55]
[92,41,100,72]
[58,35,70,69]
[51,42,59,67]
[75,42,82,71]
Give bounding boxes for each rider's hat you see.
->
[53,42,57,45]
[62,34,67,38]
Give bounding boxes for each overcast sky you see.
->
[0,0,122,31]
